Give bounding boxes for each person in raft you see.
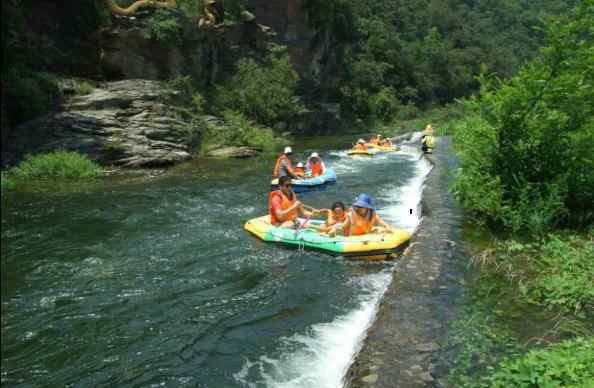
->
[273,146,300,179]
[269,176,317,228]
[369,134,382,145]
[293,162,306,178]
[306,152,326,177]
[353,139,368,151]
[315,201,348,236]
[343,193,393,236]
[380,137,393,147]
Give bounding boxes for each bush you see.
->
[452,2,594,232]
[202,110,281,152]
[2,69,62,127]
[7,151,101,181]
[1,173,16,190]
[488,337,594,387]
[74,80,95,96]
[144,9,181,44]
[213,52,305,126]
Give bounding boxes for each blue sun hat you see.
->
[353,193,374,210]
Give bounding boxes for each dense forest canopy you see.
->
[1,0,579,135]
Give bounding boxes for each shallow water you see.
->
[1,138,430,387]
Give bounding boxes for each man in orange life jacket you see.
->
[343,193,393,236]
[306,152,326,177]
[272,146,299,179]
[269,176,316,228]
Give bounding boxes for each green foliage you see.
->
[475,233,594,316]
[487,337,594,387]
[7,151,101,181]
[444,304,523,387]
[144,9,181,44]
[202,110,280,152]
[2,69,62,127]
[521,235,594,314]
[313,0,578,123]
[213,53,304,126]
[453,2,594,232]
[74,80,95,96]
[1,173,16,190]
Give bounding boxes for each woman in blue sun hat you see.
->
[343,193,393,236]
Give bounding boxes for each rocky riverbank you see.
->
[3,79,200,168]
[346,137,466,387]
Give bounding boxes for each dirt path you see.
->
[346,137,466,387]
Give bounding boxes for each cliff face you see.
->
[100,15,272,85]
[247,0,341,93]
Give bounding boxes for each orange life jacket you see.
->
[273,154,293,178]
[348,209,378,236]
[327,210,347,225]
[269,190,298,225]
[294,167,305,177]
[310,160,323,177]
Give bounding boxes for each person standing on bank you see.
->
[273,146,300,179]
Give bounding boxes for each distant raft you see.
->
[271,168,336,192]
[367,144,400,152]
[244,215,411,260]
[347,149,375,156]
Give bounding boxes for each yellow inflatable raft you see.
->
[244,215,411,260]
[347,149,375,156]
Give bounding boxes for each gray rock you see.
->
[4,80,197,168]
[416,342,440,352]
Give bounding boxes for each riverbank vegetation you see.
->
[447,1,593,385]
[1,151,101,189]
[1,0,579,160]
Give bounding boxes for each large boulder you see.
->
[3,80,201,168]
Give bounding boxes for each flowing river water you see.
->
[1,135,431,387]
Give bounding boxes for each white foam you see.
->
[379,147,432,233]
[235,142,432,388]
[234,272,392,388]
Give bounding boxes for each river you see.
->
[1,136,431,387]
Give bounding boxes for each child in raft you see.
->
[311,194,393,236]
[293,162,306,178]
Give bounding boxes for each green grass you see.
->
[7,151,101,181]
[474,233,594,316]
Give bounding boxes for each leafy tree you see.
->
[453,0,594,231]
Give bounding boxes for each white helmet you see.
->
[296,162,304,167]
[310,152,319,158]
[284,146,293,154]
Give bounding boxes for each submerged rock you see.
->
[206,146,260,159]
